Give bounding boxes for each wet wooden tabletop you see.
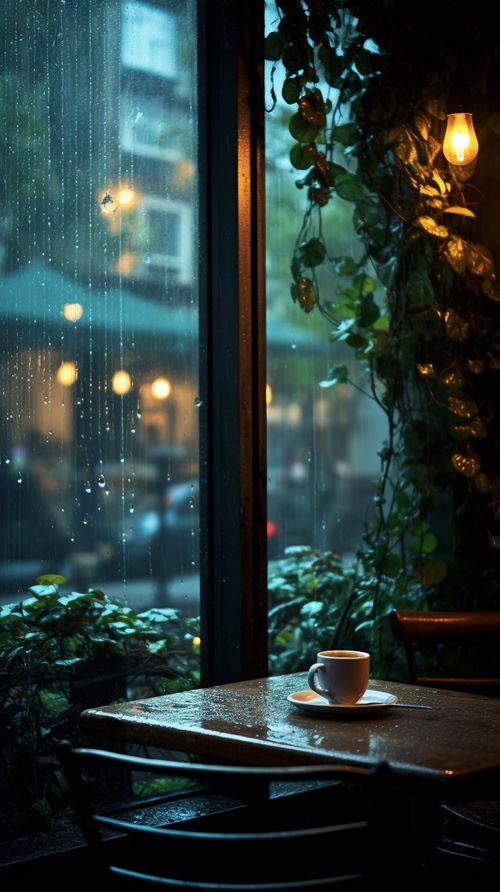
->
[81,674,500,790]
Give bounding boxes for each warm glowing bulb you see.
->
[63,302,83,322]
[112,370,131,395]
[57,361,77,386]
[151,377,172,400]
[443,113,478,166]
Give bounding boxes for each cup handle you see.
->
[308,662,328,699]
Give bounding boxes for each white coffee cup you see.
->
[307,650,370,705]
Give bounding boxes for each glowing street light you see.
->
[57,361,77,386]
[63,303,84,322]
[151,376,172,400]
[112,370,132,395]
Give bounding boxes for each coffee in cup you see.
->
[307,650,370,705]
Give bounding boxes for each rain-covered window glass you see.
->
[0,0,199,616]
[265,8,385,585]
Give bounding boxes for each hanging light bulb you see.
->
[443,112,478,166]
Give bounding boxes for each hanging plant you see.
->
[266,0,500,668]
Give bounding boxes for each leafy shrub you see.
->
[0,575,199,838]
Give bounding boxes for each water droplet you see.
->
[291,342,297,350]
[2,454,10,464]
[82,517,89,526]
[306,451,312,463]
[195,397,203,408]
[105,423,111,432]
[129,503,135,514]
[130,426,136,434]
[70,535,75,542]
[98,474,106,488]
[137,410,142,419]
[61,400,65,407]
[84,481,92,494]
[43,395,49,405]
[17,473,22,484]
[48,430,53,436]
[61,506,65,512]
[120,456,125,464]
[104,487,110,496]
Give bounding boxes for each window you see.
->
[264,5,385,580]
[0,0,199,614]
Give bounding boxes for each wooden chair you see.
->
[390,609,500,874]
[390,609,500,694]
[58,744,397,890]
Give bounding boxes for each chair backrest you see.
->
[390,609,500,694]
[59,744,391,890]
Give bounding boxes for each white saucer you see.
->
[287,689,399,717]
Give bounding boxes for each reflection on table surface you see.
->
[81,672,500,790]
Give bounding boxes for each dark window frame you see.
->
[198,0,267,685]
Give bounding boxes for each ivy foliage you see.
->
[266,0,500,667]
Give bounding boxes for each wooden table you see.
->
[81,673,500,798]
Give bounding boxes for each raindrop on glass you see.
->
[105,423,111,432]
[82,517,89,526]
[291,342,297,350]
[129,503,135,514]
[43,395,49,405]
[130,426,136,434]
[84,481,92,494]
[120,456,125,464]
[306,451,312,463]
[98,474,106,488]
[17,473,22,484]
[2,455,10,464]
[104,487,110,496]
[195,397,203,408]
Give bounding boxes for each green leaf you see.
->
[264,32,285,61]
[289,112,319,143]
[333,123,357,147]
[406,270,434,307]
[413,558,447,586]
[334,256,358,276]
[300,601,324,618]
[356,294,380,327]
[408,531,438,554]
[282,77,301,105]
[335,171,364,201]
[319,364,349,388]
[299,237,326,268]
[35,574,67,586]
[290,143,312,170]
[353,273,376,294]
[379,553,402,577]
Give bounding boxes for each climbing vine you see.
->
[266,0,500,666]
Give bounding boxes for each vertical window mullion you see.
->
[199,0,267,685]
